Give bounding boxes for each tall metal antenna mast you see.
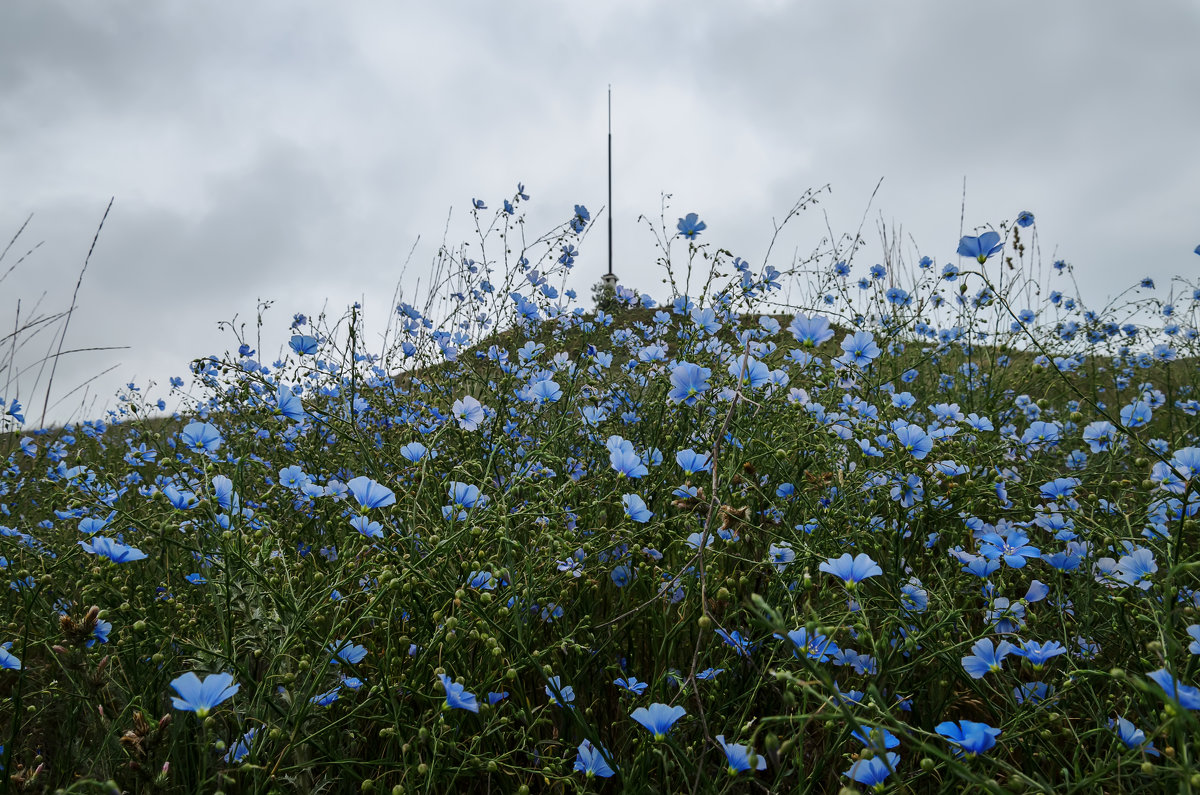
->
[603,86,617,291]
[607,85,613,278]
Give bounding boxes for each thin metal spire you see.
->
[607,85,613,279]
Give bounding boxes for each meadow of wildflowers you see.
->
[2,186,1200,793]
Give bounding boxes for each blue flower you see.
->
[452,395,486,431]
[716,735,766,774]
[447,482,485,510]
[86,619,111,648]
[289,334,319,355]
[631,702,686,740]
[400,442,428,462]
[79,537,148,563]
[894,423,932,460]
[545,676,575,707]
[844,752,899,788]
[0,646,21,670]
[668,362,712,406]
[677,213,707,239]
[1187,624,1200,655]
[349,515,383,539]
[223,727,259,764]
[609,437,648,478]
[1109,716,1160,756]
[1114,548,1157,590]
[574,739,617,778]
[614,676,648,695]
[851,724,900,750]
[1013,639,1066,669]
[1147,668,1200,709]
[675,448,712,475]
[276,383,305,421]
[1016,211,1035,227]
[179,421,223,454]
[328,641,368,665]
[696,667,724,681]
[789,314,834,347]
[439,674,479,713]
[957,231,1004,264]
[311,686,341,706]
[961,638,1016,679]
[346,476,395,509]
[622,494,653,523]
[715,628,756,657]
[935,719,1000,758]
[610,564,633,587]
[782,628,839,663]
[768,542,795,572]
[819,553,883,588]
[1120,400,1153,429]
[978,530,1040,569]
[838,331,881,368]
[170,671,239,717]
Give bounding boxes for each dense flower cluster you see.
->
[2,192,1200,792]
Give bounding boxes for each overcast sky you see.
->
[2,1,1198,426]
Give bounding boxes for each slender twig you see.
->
[39,198,113,428]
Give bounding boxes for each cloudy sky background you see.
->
[2,1,1198,426]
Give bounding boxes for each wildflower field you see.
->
[3,187,1200,794]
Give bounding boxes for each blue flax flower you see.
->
[668,362,712,406]
[79,537,148,563]
[328,641,368,665]
[789,314,835,347]
[957,231,1004,264]
[1147,669,1200,709]
[1110,716,1160,756]
[631,703,686,740]
[839,331,881,368]
[614,676,649,695]
[961,638,1016,679]
[677,213,707,239]
[715,628,755,657]
[935,719,1000,758]
[346,476,396,509]
[782,628,839,663]
[675,448,711,475]
[0,646,21,670]
[170,671,239,717]
[180,421,223,454]
[819,553,883,588]
[717,735,766,773]
[574,739,617,778]
[844,752,899,788]
[224,727,258,764]
[439,674,479,713]
[622,494,653,523]
[545,676,575,707]
[1013,639,1066,669]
